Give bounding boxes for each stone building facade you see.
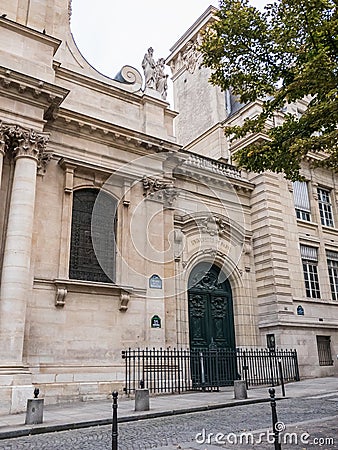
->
[167,5,338,381]
[0,2,336,414]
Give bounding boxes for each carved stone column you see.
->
[0,126,49,364]
[0,122,9,190]
[0,150,4,192]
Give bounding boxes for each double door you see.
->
[188,280,236,387]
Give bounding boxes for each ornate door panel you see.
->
[188,293,209,348]
[210,294,233,349]
[188,293,235,350]
[188,264,235,351]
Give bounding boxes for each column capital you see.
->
[0,121,9,156]
[0,121,51,172]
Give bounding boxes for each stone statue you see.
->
[142,48,169,101]
[155,58,168,100]
[142,47,156,89]
[182,40,200,74]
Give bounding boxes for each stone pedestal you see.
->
[135,388,150,411]
[25,398,44,424]
[234,380,247,400]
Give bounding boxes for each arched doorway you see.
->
[188,263,236,387]
[188,263,235,350]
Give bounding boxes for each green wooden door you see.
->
[188,264,235,351]
[188,289,235,350]
[188,264,236,387]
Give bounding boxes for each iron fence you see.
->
[122,347,300,394]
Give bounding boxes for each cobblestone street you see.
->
[0,394,337,449]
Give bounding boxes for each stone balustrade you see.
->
[181,153,242,179]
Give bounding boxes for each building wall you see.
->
[0,1,337,415]
[167,7,338,382]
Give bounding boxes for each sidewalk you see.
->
[0,377,337,440]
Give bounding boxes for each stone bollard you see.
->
[25,388,44,425]
[234,380,247,400]
[135,388,150,411]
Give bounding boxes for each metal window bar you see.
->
[293,181,311,212]
[316,336,333,366]
[122,347,300,394]
[293,182,311,221]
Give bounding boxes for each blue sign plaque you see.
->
[149,274,162,289]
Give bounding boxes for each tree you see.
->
[200,0,338,180]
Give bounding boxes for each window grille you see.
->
[316,336,333,366]
[69,189,116,283]
[317,188,334,227]
[300,245,318,261]
[326,250,338,300]
[293,181,311,221]
[300,245,321,298]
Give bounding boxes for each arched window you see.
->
[69,189,117,283]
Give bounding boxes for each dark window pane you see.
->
[318,188,334,227]
[69,189,116,283]
[316,336,333,366]
[302,260,320,299]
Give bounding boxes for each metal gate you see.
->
[122,347,300,394]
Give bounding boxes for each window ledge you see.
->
[292,296,338,306]
[296,219,318,229]
[53,278,144,310]
[322,225,338,235]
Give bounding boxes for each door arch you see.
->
[188,263,236,351]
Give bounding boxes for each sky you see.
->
[70,0,267,105]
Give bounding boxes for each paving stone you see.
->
[0,397,337,449]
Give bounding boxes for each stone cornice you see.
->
[58,156,112,177]
[0,16,61,55]
[229,132,271,153]
[259,319,338,329]
[47,108,181,154]
[55,64,179,117]
[54,64,143,100]
[57,156,143,185]
[167,5,217,62]
[0,66,69,119]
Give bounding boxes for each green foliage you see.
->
[200,0,338,180]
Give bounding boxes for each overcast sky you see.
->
[70,0,267,105]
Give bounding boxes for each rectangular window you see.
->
[300,245,321,298]
[318,188,334,227]
[326,250,338,300]
[293,181,311,221]
[316,336,333,366]
[69,189,116,283]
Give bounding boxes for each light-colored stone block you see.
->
[25,398,44,424]
[11,385,34,414]
[135,389,150,411]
